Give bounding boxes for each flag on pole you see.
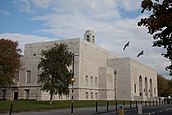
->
[123,41,130,50]
[137,50,144,57]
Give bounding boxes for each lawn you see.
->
[0,100,116,113]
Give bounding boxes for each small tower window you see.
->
[86,35,89,38]
[92,39,95,43]
[87,38,89,42]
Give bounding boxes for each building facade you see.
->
[0,30,158,101]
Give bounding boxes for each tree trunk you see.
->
[49,93,53,105]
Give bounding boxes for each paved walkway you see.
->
[0,106,114,115]
[0,104,169,115]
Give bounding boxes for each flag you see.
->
[137,50,144,57]
[123,41,130,50]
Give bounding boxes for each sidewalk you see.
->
[0,106,111,115]
[0,104,169,115]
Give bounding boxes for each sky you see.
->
[0,0,171,79]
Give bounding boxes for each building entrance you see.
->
[14,92,18,100]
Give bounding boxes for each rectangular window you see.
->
[25,89,30,99]
[134,84,136,93]
[86,76,88,87]
[90,76,93,87]
[2,90,6,100]
[91,92,93,99]
[95,77,97,87]
[154,88,156,95]
[26,70,31,83]
[86,92,88,99]
[15,71,19,83]
[95,92,98,100]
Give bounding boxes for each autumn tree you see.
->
[0,39,21,88]
[157,74,172,96]
[38,43,73,105]
[138,0,172,75]
[157,74,169,96]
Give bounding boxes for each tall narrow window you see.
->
[150,79,153,97]
[145,77,148,96]
[26,70,31,83]
[95,92,98,100]
[15,71,19,83]
[95,77,97,87]
[134,84,137,93]
[2,90,6,100]
[139,75,143,96]
[25,89,30,99]
[91,92,93,99]
[86,92,89,99]
[86,76,88,87]
[90,76,93,87]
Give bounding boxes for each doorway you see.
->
[14,92,18,100]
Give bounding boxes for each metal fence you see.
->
[95,99,172,113]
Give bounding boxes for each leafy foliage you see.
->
[38,43,73,104]
[157,74,172,96]
[138,0,172,75]
[0,39,21,88]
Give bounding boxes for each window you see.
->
[2,90,6,100]
[90,76,93,87]
[95,92,98,100]
[95,77,97,87]
[26,70,31,83]
[145,77,148,96]
[91,92,93,99]
[25,89,30,99]
[134,84,136,93]
[86,76,88,87]
[154,88,156,95]
[92,38,95,43]
[86,92,89,99]
[139,75,142,96]
[15,71,19,83]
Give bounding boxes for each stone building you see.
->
[0,30,158,101]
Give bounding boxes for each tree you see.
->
[138,0,172,75]
[157,74,172,97]
[38,43,73,105]
[157,74,168,96]
[0,39,21,88]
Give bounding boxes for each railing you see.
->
[95,99,172,113]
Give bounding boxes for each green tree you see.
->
[157,74,172,96]
[0,39,21,88]
[138,0,172,75]
[157,74,168,96]
[38,43,73,105]
[168,79,172,96]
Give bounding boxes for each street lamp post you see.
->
[114,71,117,101]
[71,77,75,115]
[71,53,78,115]
[114,71,117,110]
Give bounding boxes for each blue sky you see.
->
[0,0,171,79]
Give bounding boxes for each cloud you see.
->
[0,10,10,16]
[11,0,172,78]
[0,33,54,53]
[13,0,56,13]
[119,0,141,11]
